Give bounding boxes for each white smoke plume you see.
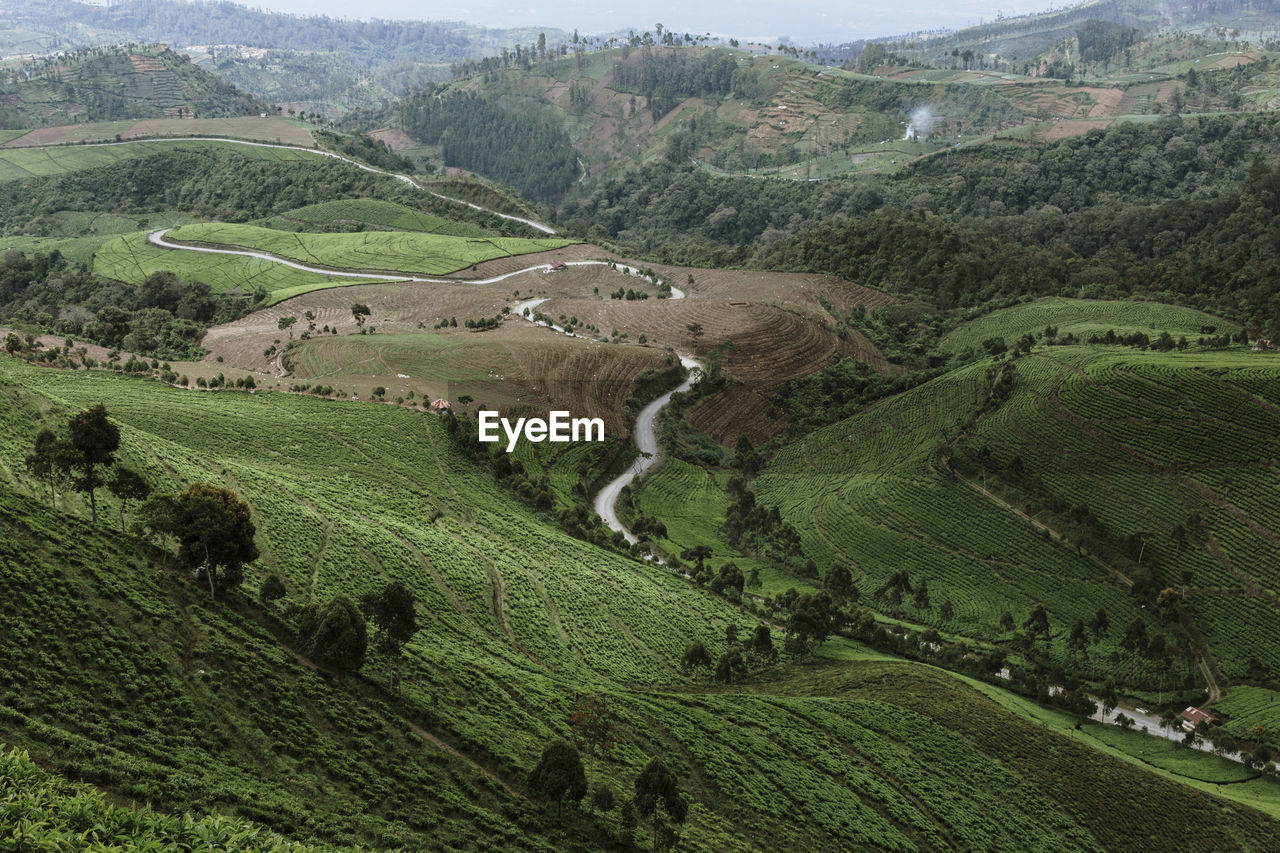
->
[903,106,935,141]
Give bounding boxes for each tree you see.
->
[749,625,776,665]
[786,592,834,654]
[106,466,150,533]
[939,598,954,622]
[351,303,372,327]
[823,563,855,604]
[680,545,712,574]
[633,757,687,852]
[685,322,703,347]
[591,782,617,814]
[67,404,120,523]
[277,316,297,340]
[528,738,587,813]
[25,427,75,508]
[681,640,712,674]
[1067,618,1088,654]
[299,594,368,673]
[999,610,1015,632]
[261,573,287,603]
[4,331,23,355]
[733,435,761,477]
[715,647,747,683]
[569,694,619,767]
[1022,603,1050,645]
[1090,607,1110,643]
[167,483,259,597]
[709,562,744,600]
[363,581,418,689]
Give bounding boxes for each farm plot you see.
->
[94,231,388,301]
[0,138,328,183]
[5,349,1280,847]
[1214,686,1280,753]
[255,199,489,237]
[162,222,576,277]
[751,352,1254,682]
[940,297,1236,354]
[1,117,316,148]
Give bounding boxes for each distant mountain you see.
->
[0,0,571,116]
[0,44,262,128]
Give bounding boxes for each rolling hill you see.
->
[3,355,1280,850]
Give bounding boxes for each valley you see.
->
[4,1,1280,850]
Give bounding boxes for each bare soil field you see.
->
[2,117,316,148]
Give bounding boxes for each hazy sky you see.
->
[232,0,1064,44]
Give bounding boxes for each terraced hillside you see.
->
[745,345,1280,703]
[0,45,262,128]
[3,357,1280,850]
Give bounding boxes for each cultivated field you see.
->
[162,222,577,277]
[940,297,1238,353]
[0,117,316,148]
[3,357,1276,850]
[0,138,328,183]
[253,199,490,237]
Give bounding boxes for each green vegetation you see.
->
[3,357,1277,849]
[93,231,388,303]
[400,90,577,201]
[939,297,1239,356]
[0,747,320,852]
[255,199,489,237]
[0,45,263,128]
[1081,722,1255,784]
[162,222,574,277]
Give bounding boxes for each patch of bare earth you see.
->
[369,127,418,150]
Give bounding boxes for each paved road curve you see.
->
[35,135,557,234]
[592,355,701,545]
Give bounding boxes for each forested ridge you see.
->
[560,113,1280,329]
[400,90,577,202]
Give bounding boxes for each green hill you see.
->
[4,356,1279,849]
[940,297,1239,355]
[0,44,263,128]
[741,345,1280,700]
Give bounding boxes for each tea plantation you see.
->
[3,357,1278,850]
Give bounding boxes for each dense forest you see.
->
[399,90,576,201]
[558,112,1280,330]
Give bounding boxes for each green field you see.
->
[723,346,1280,695]
[93,231,389,303]
[1081,722,1256,783]
[3,357,1278,850]
[1215,686,1280,752]
[0,139,329,184]
[255,199,490,238]
[162,222,575,277]
[940,297,1238,354]
[0,748,319,852]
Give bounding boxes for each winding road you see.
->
[592,355,702,545]
[42,135,557,234]
[146,227,699,544]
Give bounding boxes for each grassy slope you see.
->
[0,748,322,852]
[0,138,327,183]
[253,199,489,238]
[4,358,1279,849]
[734,341,1280,697]
[93,230,388,302]
[940,297,1241,354]
[161,222,575,276]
